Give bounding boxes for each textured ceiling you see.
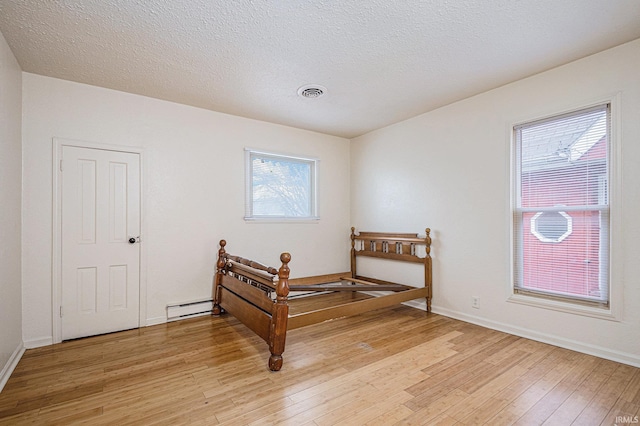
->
[1,1,639,138]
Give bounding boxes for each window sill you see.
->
[507,293,620,322]
[244,217,320,224]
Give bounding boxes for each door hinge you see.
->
[59,159,63,172]
[60,306,63,318]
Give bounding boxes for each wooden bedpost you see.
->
[268,252,291,371]
[350,227,357,278]
[212,240,227,316]
[425,228,432,312]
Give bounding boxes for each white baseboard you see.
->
[431,305,640,368]
[0,342,25,393]
[167,311,211,322]
[23,336,53,349]
[362,291,429,312]
[145,316,167,326]
[402,298,428,311]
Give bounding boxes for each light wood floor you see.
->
[1,305,638,425]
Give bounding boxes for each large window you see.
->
[513,104,610,307]
[245,149,318,221]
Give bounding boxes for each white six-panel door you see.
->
[61,145,141,340]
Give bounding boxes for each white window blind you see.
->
[245,149,318,220]
[513,104,610,306]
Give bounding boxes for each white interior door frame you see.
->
[52,137,147,344]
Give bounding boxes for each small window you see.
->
[245,149,318,221]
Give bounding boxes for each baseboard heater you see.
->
[166,298,213,322]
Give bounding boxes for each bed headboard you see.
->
[350,227,432,298]
[351,227,431,262]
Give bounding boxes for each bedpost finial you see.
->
[280,252,291,264]
[218,240,227,256]
[218,240,227,259]
[424,228,432,256]
[276,253,291,300]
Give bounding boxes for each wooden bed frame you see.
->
[212,227,432,371]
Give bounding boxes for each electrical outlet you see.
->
[471,296,480,309]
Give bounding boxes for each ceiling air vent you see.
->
[297,84,327,99]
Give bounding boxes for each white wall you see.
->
[0,31,23,390]
[351,39,640,366]
[22,74,350,346]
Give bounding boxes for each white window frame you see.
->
[508,97,622,321]
[244,148,319,222]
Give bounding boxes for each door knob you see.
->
[128,236,140,244]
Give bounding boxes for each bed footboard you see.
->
[212,240,291,371]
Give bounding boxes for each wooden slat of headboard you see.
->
[356,232,419,240]
[351,228,430,261]
[355,250,424,263]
